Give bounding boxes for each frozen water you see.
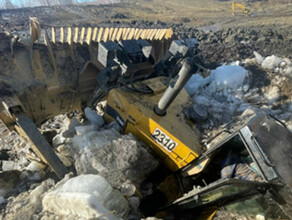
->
[210,65,248,91]
[72,129,120,151]
[42,174,129,219]
[184,74,210,97]
[75,125,99,136]
[70,130,158,188]
[84,107,105,127]
[253,51,264,65]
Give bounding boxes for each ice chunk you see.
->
[210,65,248,91]
[42,174,129,219]
[261,55,282,70]
[193,95,211,107]
[71,130,158,188]
[72,129,120,151]
[84,107,104,127]
[253,51,264,65]
[184,74,210,96]
[75,125,99,136]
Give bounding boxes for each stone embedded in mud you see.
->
[62,117,82,138]
[42,174,129,219]
[52,133,68,148]
[2,161,18,171]
[3,178,55,219]
[0,170,21,197]
[70,129,159,188]
[26,161,46,172]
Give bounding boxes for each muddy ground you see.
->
[1,0,292,67]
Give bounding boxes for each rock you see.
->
[52,133,67,148]
[225,34,238,43]
[256,214,266,220]
[0,170,21,197]
[0,149,9,160]
[3,179,54,219]
[181,17,190,23]
[26,161,46,172]
[253,51,264,65]
[128,196,140,213]
[279,61,287,68]
[56,153,72,167]
[62,117,82,138]
[111,13,128,19]
[243,85,250,93]
[21,170,46,181]
[42,174,129,219]
[2,161,18,171]
[121,181,136,197]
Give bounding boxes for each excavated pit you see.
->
[1,2,292,220]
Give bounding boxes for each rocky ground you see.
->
[0,0,292,219]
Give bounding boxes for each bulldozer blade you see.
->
[15,114,68,179]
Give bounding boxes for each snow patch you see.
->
[254,51,264,65]
[261,55,282,70]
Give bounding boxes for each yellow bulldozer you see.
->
[231,2,251,16]
[0,18,292,219]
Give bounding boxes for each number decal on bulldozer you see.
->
[152,128,178,152]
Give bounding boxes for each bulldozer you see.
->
[101,38,292,218]
[0,18,292,219]
[231,2,251,16]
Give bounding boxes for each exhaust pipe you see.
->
[154,58,196,116]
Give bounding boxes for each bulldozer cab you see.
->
[171,111,292,213]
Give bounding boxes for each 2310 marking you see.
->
[151,128,178,152]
